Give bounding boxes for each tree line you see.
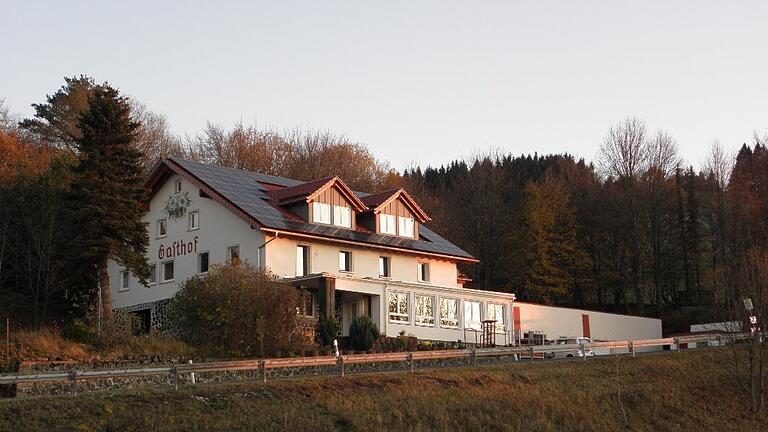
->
[403,119,768,330]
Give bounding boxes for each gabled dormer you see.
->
[360,188,430,238]
[274,176,367,229]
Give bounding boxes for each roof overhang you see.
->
[363,188,431,222]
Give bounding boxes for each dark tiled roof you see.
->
[165,157,476,260]
[360,188,400,207]
[273,176,336,203]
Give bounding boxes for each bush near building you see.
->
[166,263,313,357]
[348,316,378,351]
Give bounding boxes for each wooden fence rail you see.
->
[0,333,750,389]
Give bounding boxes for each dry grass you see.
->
[10,328,195,362]
[0,348,766,431]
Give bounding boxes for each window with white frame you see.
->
[161,260,174,283]
[487,303,506,332]
[339,250,352,272]
[440,298,460,328]
[379,214,396,235]
[227,245,240,263]
[414,294,435,326]
[333,205,351,228]
[464,300,482,330]
[417,262,430,282]
[296,245,310,276]
[257,245,265,269]
[388,292,409,323]
[312,202,331,224]
[120,271,130,291]
[189,210,199,230]
[198,252,209,274]
[398,216,415,238]
[379,256,391,278]
[157,219,167,238]
[148,264,157,285]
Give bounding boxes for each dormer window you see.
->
[398,216,415,238]
[333,205,351,228]
[275,176,366,230]
[312,202,331,224]
[361,188,431,238]
[380,214,397,235]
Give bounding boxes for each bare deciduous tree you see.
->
[599,116,649,181]
[704,139,733,189]
[719,247,768,413]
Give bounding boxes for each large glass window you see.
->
[464,300,482,330]
[388,292,409,323]
[379,256,391,278]
[414,295,435,326]
[440,298,460,328]
[312,202,331,224]
[333,205,351,228]
[296,245,310,276]
[398,216,415,238]
[487,303,506,332]
[380,214,396,235]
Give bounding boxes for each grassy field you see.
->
[0,348,765,432]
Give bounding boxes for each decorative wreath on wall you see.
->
[163,192,193,221]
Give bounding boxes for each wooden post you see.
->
[172,366,178,391]
[408,352,414,373]
[471,349,477,367]
[339,356,345,377]
[629,340,635,358]
[529,347,534,363]
[261,360,267,384]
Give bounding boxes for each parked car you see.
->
[545,337,596,359]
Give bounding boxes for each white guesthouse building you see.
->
[109,158,661,344]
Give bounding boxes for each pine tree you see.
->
[68,84,149,323]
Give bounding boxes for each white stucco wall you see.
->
[263,236,459,286]
[108,173,264,309]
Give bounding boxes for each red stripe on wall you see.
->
[581,314,591,338]
[513,307,521,332]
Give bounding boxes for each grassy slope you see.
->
[0,348,765,432]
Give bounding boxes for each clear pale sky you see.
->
[2,1,767,170]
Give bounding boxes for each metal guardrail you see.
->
[0,333,749,389]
